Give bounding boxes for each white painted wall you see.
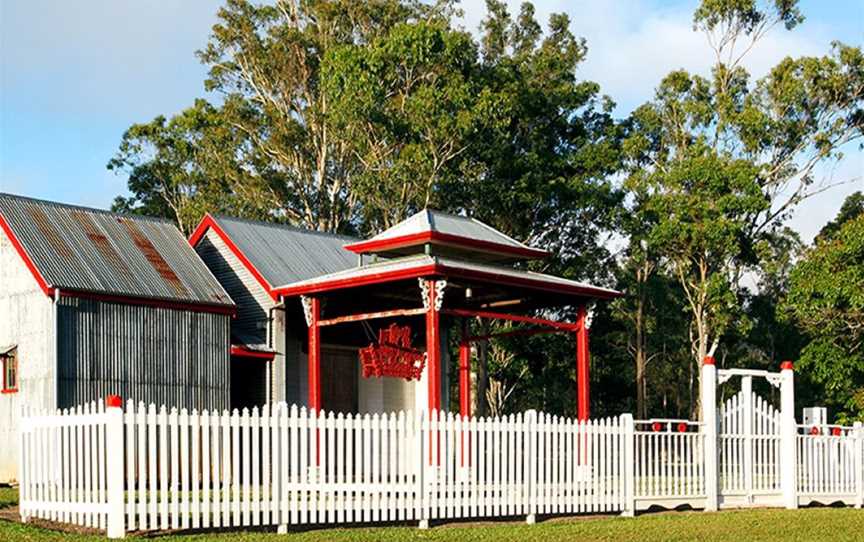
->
[0,227,55,482]
[358,373,416,415]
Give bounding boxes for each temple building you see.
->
[193,208,621,419]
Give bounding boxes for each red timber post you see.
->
[424,280,442,413]
[459,318,471,419]
[576,304,590,421]
[458,318,471,467]
[303,296,322,413]
[423,279,444,466]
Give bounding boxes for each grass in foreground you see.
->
[0,487,861,541]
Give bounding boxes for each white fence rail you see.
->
[18,398,864,538]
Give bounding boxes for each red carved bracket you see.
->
[359,323,425,381]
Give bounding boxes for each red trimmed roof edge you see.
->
[0,211,54,297]
[272,261,621,300]
[189,214,278,302]
[58,289,237,316]
[343,231,549,259]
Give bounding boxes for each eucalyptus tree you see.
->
[621,0,863,415]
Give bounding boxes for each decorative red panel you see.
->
[359,323,425,381]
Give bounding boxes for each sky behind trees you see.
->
[1,0,861,241]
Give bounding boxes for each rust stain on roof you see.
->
[71,211,130,278]
[119,218,189,298]
[28,206,74,259]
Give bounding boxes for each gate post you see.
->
[700,356,719,512]
[779,361,798,510]
[105,395,126,539]
[854,421,863,509]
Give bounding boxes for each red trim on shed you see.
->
[230,346,276,360]
[344,231,549,259]
[189,214,278,301]
[0,212,54,297]
[58,289,236,315]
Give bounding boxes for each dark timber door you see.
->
[321,347,358,414]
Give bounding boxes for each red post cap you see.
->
[106,395,122,408]
[780,360,794,371]
[703,356,715,366]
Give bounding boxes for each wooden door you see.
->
[321,347,358,414]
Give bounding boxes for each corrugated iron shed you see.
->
[0,193,233,308]
[209,215,357,288]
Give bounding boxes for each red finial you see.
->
[106,395,122,408]
[780,360,794,371]
[703,356,715,366]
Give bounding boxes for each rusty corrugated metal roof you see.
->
[0,193,233,307]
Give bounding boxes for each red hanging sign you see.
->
[359,323,425,381]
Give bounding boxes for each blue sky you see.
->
[1,0,861,241]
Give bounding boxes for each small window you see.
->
[2,347,17,393]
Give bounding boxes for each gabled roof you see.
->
[271,254,621,300]
[343,209,549,261]
[189,214,357,299]
[0,193,234,311]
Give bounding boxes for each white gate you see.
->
[717,374,783,507]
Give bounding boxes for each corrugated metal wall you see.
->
[57,297,230,411]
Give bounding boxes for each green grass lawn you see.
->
[1,487,861,541]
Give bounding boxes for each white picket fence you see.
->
[797,424,863,504]
[17,398,864,538]
[19,401,640,537]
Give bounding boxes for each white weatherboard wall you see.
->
[0,226,55,482]
[195,230,284,405]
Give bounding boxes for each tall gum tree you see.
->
[622,0,863,416]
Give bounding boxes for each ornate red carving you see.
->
[359,323,425,381]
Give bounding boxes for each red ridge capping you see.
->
[106,395,122,408]
[344,231,550,259]
[780,360,794,371]
[230,346,276,360]
[189,214,278,301]
[0,211,54,297]
[703,356,716,366]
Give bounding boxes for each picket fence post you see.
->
[105,396,126,539]
[525,409,537,525]
[620,413,635,517]
[854,421,863,509]
[779,361,797,510]
[418,410,429,530]
[700,357,719,512]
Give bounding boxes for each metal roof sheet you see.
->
[210,215,358,288]
[364,209,533,250]
[273,254,621,299]
[0,193,233,307]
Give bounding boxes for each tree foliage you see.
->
[783,206,864,422]
[107,0,864,420]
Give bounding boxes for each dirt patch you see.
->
[0,505,104,536]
